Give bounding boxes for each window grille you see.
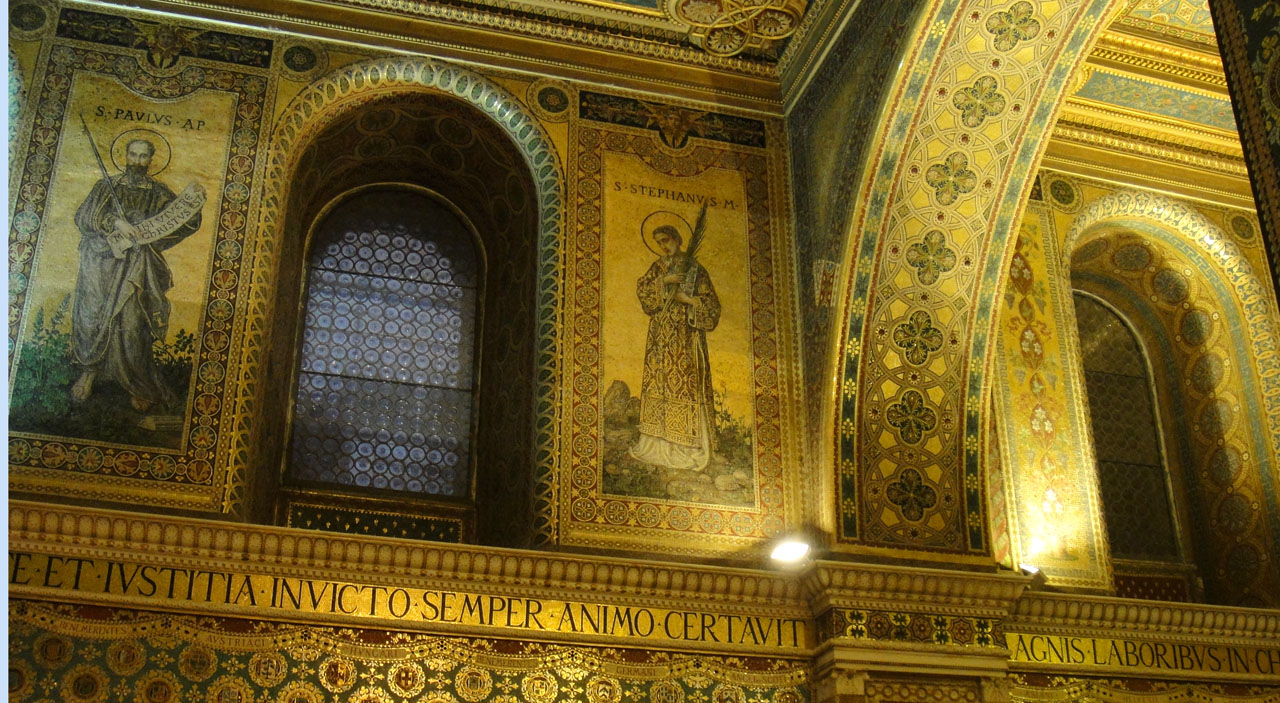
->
[1073,293,1179,561]
[288,189,480,498]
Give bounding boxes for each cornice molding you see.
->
[802,562,1030,619]
[1040,150,1254,210]
[1112,15,1218,51]
[1050,122,1247,177]
[8,502,807,613]
[1054,103,1246,177]
[323,0,748,67]
[1010,593,1280,647]
[9,503,1036,623]
[108,0,785,109]
[12,501,1280,672]
[1089,30,1227,93]
[812,638,1012,680]
[775,0,856,107]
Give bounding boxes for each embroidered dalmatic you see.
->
[628,254,721,470]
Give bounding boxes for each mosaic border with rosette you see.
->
[8,9,271,511]
[561,119,791,550]
[10,600,811,703]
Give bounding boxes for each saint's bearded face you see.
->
[124,141,155,182]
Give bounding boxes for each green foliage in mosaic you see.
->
[10,295,76,425]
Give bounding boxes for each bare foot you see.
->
[70,371,96,403]
[131,395,153,413]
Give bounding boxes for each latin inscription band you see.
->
[9,551,806,649]
[11,550,1278,677]
[1009,632,1280,677]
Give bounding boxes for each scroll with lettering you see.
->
[107,182,208,258]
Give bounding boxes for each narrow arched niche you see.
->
[1068,229,1280,606]
[1070,290,1194,591]
[259,93,541,548]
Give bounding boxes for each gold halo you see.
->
[640,210,692,256]
[110,129,172,176]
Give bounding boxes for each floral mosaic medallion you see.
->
[276,40,327,81]
[527,77,574,123]
[9,601,809,703]
[9,0,56,40]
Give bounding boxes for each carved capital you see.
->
[812,664,869,703]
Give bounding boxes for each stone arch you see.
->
[829,0,1122,559]
[237,57,565,533]
[1064,194,1280,605]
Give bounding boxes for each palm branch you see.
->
[685,202,708,265]
[660,203,710,313]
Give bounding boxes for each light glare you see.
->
[771,540,810,562]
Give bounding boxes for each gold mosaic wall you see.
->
[7,0,802,556]
[992,170,1280,605]
[993,198,1110,591]
[9,600,810,703]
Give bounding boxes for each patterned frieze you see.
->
[1088,29,1228,91]
[9,600,812,703]
[815,607,1007,650]
[1011,675,1280,703]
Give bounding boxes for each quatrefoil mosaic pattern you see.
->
[837,0,1115,553]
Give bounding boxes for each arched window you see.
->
[1073,292,1190,581]
[286,187,482,500]
[266,96,542,547]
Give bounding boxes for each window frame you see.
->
[278,182,488,513]
[1071,289,1197,570]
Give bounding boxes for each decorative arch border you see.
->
[8,50,22,153]
[831,0,1120,555]
[8,48,27,199]
[238,57,565,522]
[1063,193,1280,559]
[1064,191,1280,475]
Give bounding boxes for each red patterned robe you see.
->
[628,254,720,470]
